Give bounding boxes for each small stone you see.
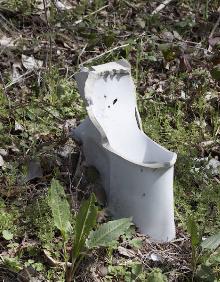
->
[99,265,108,277]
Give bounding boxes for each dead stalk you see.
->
[209,7,220,39]
[43,0,53,71]
[152,0,174,15]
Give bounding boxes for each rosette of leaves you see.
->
[48,179,132,281]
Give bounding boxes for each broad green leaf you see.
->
[158,43,176,61]
[131,262,142,276]
[186,215,200,247]
[2,230,13,240]
[196,265,215,281]
[86,218,132,249]
[129,238,143,249]
[147,268,168,282]
[48,179,71,238]
[201,232,220,250]
[72,193,97,259]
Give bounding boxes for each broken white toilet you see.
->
[73,60,177,242]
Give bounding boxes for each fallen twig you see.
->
[152,0,173,15]
[43,250,72,268]
[79,43,129,66]
[0,12,19,33]
[122,0,138,10]
[73,4,109,25]
[209,7,220,39]
[0,71,6,91]
[67,43,129,80]
[200,140,215,147]
[208,6,220,51]
[5,70,33,90]
[77,43,88,66]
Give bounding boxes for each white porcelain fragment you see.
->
[73,60,177,242]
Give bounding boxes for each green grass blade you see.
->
[187,215,200,247]
[72,193,98,259]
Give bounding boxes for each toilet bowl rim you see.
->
[87,106,177,169]
[104,142,177,168]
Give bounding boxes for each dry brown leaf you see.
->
[117,246,136,258]
[0,35,15,47]
[54,0,72,11]
[22,55,43,70]
[209,37,220,47]
[0,155,4,167]
[12,62,22,83]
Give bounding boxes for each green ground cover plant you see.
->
[0,0,219,281]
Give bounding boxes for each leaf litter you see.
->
[0,0,220,281]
